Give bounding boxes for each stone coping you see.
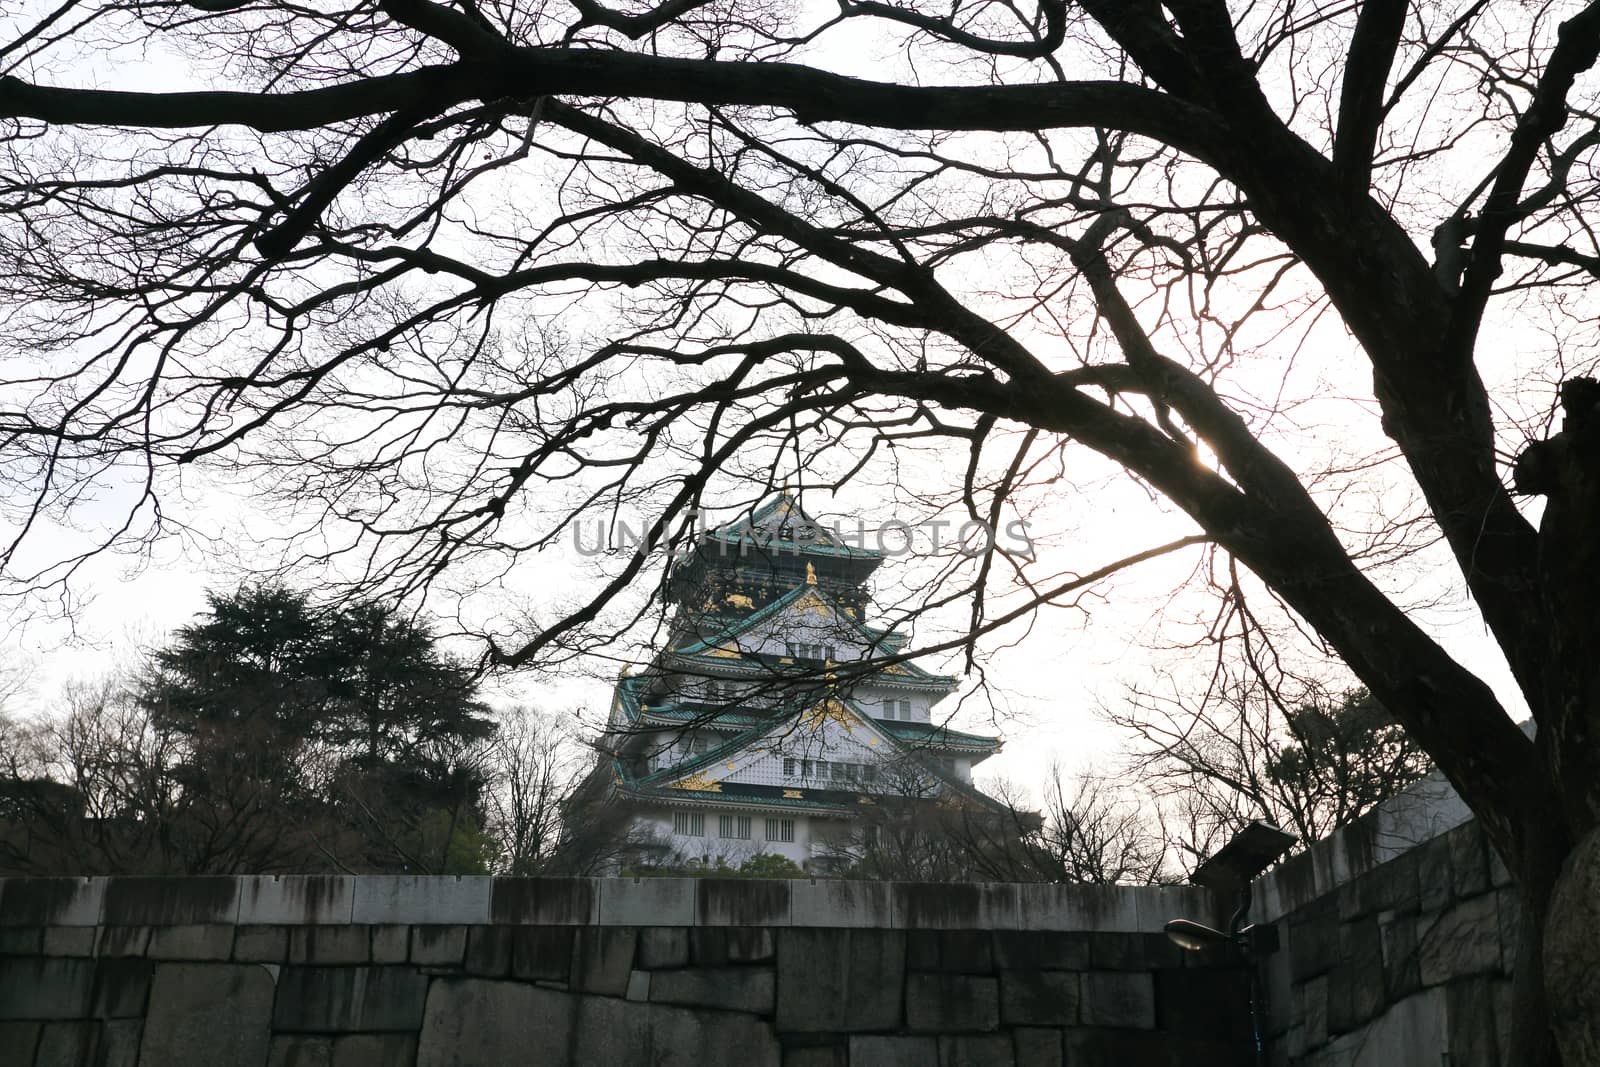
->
[1255,772,1476,923]
[0,876,1229,934]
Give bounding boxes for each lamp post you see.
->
[1163,821,1297,1067]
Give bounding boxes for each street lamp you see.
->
[1163,820,1297,1067]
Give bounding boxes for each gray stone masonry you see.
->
[0,875,1256,1066]
[1261,817,1518,1066]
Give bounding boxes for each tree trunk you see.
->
[1546,827,1600,1065]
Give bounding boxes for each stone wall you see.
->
[0,875,1250,1066]
[1255,791,1519,1066]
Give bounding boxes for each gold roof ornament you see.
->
[804,698,856,733]
[783,789,804,799]
[674,772,723,793]
[805,561,818,585]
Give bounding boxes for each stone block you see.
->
[789,880,891,928]
[1088,931,1182,971]
[652,1001,779,1067]
[149,923,235,960]
[511,926,575,983]
[938,1034,1014,1067]
[992,930,1090,971]
[1154,967,1252,1042]
[1015,883,1141,932]
[103,877,238,926]
[570,991,650,1064]
[91,959,152,1018]
[781,1044,845,1067]
[233,926,289,963]
[41,926,96,957]
[571,927,636,995]
[637,928,689,969]
[904,973,998,1032]
[289,925,370,964]
[998,970,1077,1026]
[627,969,651,1001]
[1417,837,1452,913]
[1079,970,1155,1029]
[686,926,776,965]
[698,879,790,925]
[933,930,994,973]
[1448,824,1490,899]
[0,1022,40,1064]
[907,930,941,970]
[650,966,775,1014]
[269,1035,332,1067]
[775,929,904,1032]
[1298,974,1329,1050]
[412,925,467,966]
[724,926,776,963]
[1339,850,1420,921]
[416,979,576,1065]
[352,876,491,925]
[237,876,354,925]
[1446,978,1502,1067]
[846,1035,936,1066]
[35,1020,100,1067]
[333,1034,418,1067]
[1327,917,1385,1034]
[1011,1028,1063,1067]
[0,879,104,927]
[1287,899,1338,981]
[597,878,694,927]
[98,1019,142,1067]
[464,927,514,976]
[1419,893,1501,985]
[488,878,598,925]
[1377,911,1421,1001]
[95,927,150,958]
[139,964,273,1067]
[1064,1029,1245,1066]
[1497,888,1521,975]
[369,925,409,964]
[892,882,1018,930]
[273,966,429,1032]
[0,927,42,954]
[0,957,96,1018]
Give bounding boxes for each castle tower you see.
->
[584,493,1007,873]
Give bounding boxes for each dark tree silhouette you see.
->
[5,0,1600,1057]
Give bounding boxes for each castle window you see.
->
[813,759,829,779]
[674,812,705,837]
[719,815,751,840]
[783,757,797,776]
[765,818,795,843]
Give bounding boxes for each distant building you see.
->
[585,493,1009,874]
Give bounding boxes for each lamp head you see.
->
[1189,820,1298,894]
[1163,918,1231,952]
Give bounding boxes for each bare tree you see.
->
[7,0,1600,1057]
[1026,767,1171,886]
[1111,673,1432,863]
[479,704,590,874]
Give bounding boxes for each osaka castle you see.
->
[593,493,1009,873]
